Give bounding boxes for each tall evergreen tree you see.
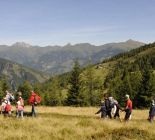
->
[137,69,155,107]
[67,60,81,106]
[80,66,102,106]
[17,81,32,104]
[130,71,142,107]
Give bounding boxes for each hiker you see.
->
[104,94,112,119]
[16,92,24,118]
[95,101,107,118]
[5,90,14,115]
[29,91,41,117]
[113,100,122,120]
[1,97,6,114]
[108,97,122,119]
[148,100,155,122]
[1,98,12,117]
[108,96,116,117]
[123,94,132,121]
[5,90,15,103]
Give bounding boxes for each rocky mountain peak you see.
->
[12,42,31,48]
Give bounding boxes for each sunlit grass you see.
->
[0,106,154,140]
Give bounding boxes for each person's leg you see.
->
[124,109,131,121]
[149,115,154,122]
[103,111,107,118]
[114,108,119,119]
[21,110,24,118]
[33,106,36,117]
[32,105,34,116]
[101,112,106,118]
[129,114,132,120]
[16,111,19,118]
[4,111,7,117]
[8,111,11,117]
[32,105,36,117]
[107,110,112,119]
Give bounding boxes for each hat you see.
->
[125,94,129,99]
[18,92,22,96]
[6,90,9,95]
[109,97,113,101]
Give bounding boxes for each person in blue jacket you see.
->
[148,100,155,122]
[95,101,107,118]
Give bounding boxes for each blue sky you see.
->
[0,0,154,46]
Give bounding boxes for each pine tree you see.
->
[17,81,32,104]
[2,80,9,92]
[67,60,81,106]
[137,69,155,107]
[80,67,96,106]
[130,71,142,107]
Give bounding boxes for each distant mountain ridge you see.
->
[0,40,144,74]
[12,42,31,48]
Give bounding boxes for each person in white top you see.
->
[16,92,24,118]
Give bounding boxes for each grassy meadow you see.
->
[0,106,155,140]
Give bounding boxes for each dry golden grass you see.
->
[0,106,154,140]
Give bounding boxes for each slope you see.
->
[39,42,155,107]
[0,58,49,90]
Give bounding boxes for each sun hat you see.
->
[125,94,129,99]
[18,92,22,96]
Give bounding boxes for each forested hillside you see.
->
[36,42,155,108]
[0,58,49,95]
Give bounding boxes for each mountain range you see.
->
[0,39,144,75]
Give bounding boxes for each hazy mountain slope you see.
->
[0,58,49,90]
[91,39,145,63]
[0,40,144,74]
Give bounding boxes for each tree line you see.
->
[0,43,155,108]
[104,52,155,108]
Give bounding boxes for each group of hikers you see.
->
[0,90,41,118]
[95,94,155,122]
[0,90,155,122]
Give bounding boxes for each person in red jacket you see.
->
[29,91,37,117]
[124,94,132,121]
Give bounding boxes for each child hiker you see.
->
[16,92,24,118]
[95,101,107,119]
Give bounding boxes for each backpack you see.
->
[5,104,11,112]
[29,96,35,104]
[34,95,41,104]
[29,94,41,104]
